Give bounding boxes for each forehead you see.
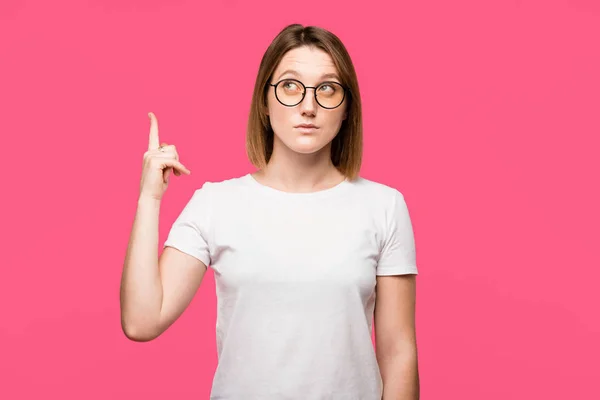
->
[273,46,339,81]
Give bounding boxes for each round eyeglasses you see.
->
[268,78,347,109]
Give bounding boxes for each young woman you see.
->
[121,24,420,400]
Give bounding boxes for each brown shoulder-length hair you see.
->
[246,24,363,181]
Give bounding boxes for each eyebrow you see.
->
[276,69,341,82]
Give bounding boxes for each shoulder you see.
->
[178,174,251,218]
[351,178,415,248]
[348,175,406,207]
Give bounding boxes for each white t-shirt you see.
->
[163,173,418,400]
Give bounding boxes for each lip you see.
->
[295,124,318,129]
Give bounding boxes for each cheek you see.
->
[267,102,293,133]
[324,112,346,132]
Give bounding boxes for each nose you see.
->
[299,88,317,116]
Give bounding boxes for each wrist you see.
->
[137,195,162,208]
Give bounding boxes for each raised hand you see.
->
[139,112,191,201]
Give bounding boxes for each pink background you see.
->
[1,0,599,398]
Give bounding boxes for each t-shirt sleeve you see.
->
[376,189,419,276]
[162,182,212,268]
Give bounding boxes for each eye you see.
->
[317,82,339,95]
[281,80,301,91]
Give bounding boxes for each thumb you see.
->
[163,167,172,184]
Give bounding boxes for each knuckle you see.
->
[149,157,161,166]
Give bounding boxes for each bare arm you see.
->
[119,196,207,341]
[375,274,420,400]
[120,112,204,342]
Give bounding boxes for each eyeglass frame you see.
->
[267,78,349,110]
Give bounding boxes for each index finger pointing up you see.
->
[148,112,159,151]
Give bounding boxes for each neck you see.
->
[256,137,344,193]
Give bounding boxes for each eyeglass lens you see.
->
[275,79,345,109]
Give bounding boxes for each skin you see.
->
[122,44,418,400]
[252,45,348,193]
[375,274,420,399]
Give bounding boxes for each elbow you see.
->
[121,317,160,342]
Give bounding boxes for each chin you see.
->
[287,136,330,154]
[290,146,322,155]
